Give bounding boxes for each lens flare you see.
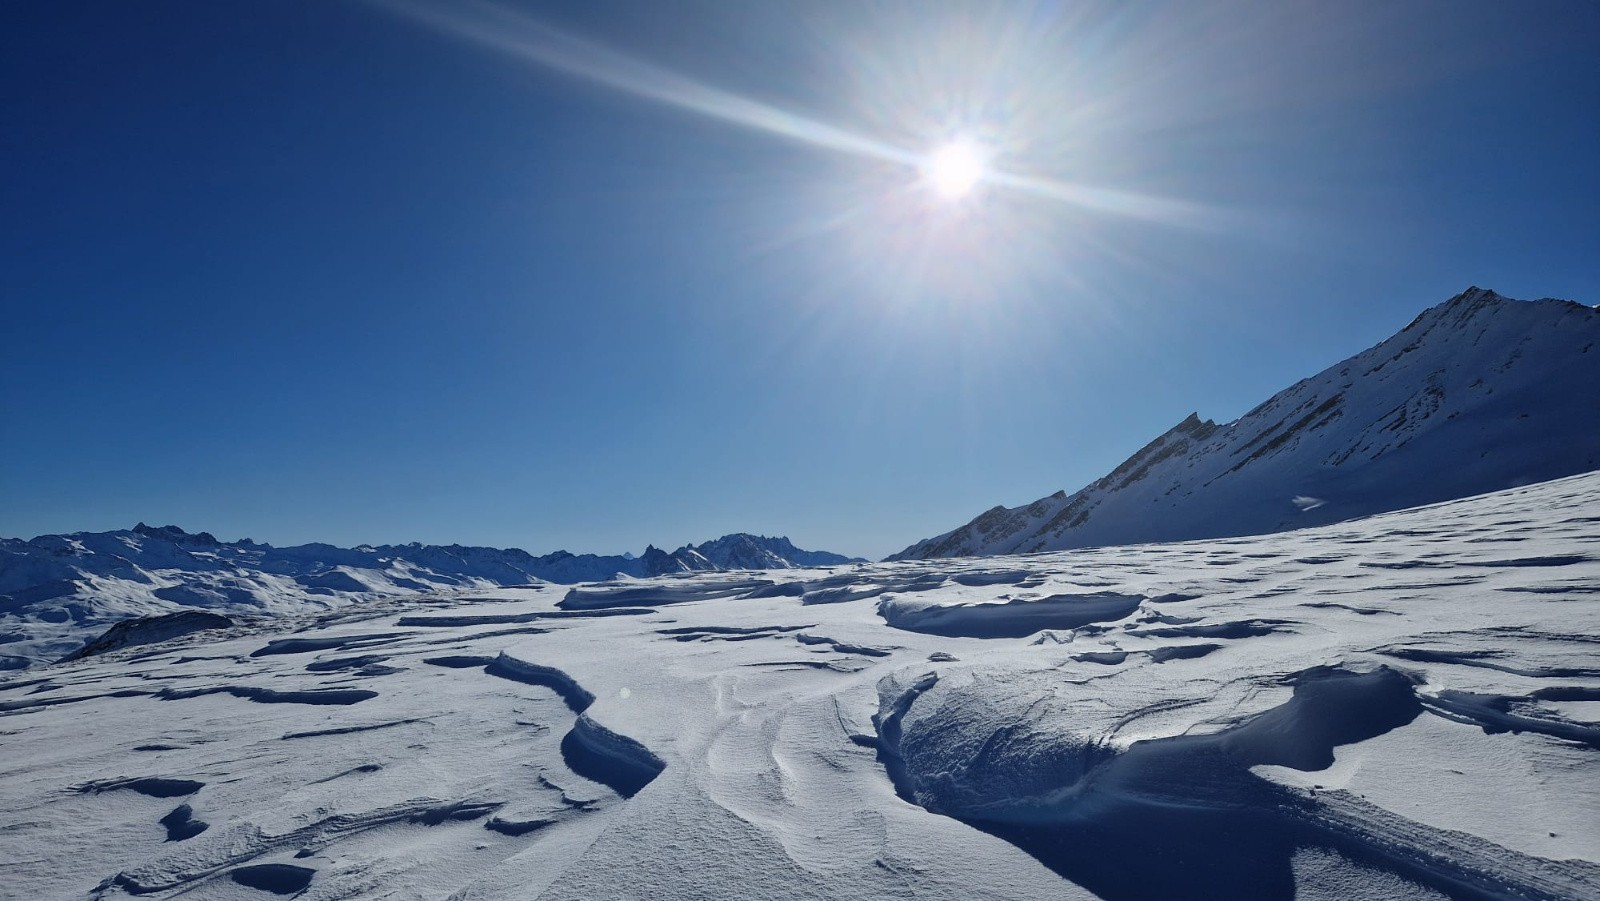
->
[923,140,986,200]
[370,0,1226,229]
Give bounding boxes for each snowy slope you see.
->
[0,527,857,669]
[893,288,1600,560]
[1,473,1596,899]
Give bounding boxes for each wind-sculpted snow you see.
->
[558,578,777,610]
[156,684,380,705]
[873,661,1598,898]
[559,712,667,798]
[60,611,236,662]
[486,651,597,713]
[2,473,1599,898]
[74,777,207,798]
[248,632,411,657]
[878,591,1144,638]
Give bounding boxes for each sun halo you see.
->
[922,140,987,201]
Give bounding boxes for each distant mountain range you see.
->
[0,527,861,668]
[892,288,1600,560]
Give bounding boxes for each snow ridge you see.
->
[893,288,1600,560]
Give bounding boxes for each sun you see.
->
[922,139,987,200]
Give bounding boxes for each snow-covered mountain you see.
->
[893,288,1600,560]
[691,533,861,570]
[0,526,858,669]
[3,473,1597,899]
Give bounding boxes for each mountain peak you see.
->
[1450,285,1497,302]
[1,527,863,668]
[893,289,1600,560]
[689,533,862,569]
[131,523,219,546]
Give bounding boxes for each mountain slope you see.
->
[0,527,858,668]
[893,288,1600,560]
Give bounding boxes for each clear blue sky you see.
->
[3,0,1596,560]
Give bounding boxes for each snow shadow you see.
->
[559,714,666,798]
[75,776,204,798]
[249,633,409,657]
[877,592,1143,639]
[871,665,1588,898]
[229,863,315,895]
[159,803,208,841]
[560,580,774,610]
[158,685,377,705]
[428,650,666,799]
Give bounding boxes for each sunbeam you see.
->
[370,0,1219,228]
[373,0,916,167]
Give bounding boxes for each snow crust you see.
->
[1,473,1597,898]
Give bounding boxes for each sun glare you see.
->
[923,140,986,200]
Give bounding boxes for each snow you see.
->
[0,530,859,669]
[877,590,1145,638]
[1,472,1597,899]
[894,289,1600,560]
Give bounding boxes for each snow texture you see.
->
[2,472,1597,899]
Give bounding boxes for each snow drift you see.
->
[3,473,1596,899]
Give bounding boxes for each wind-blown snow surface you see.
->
[0,527,858,669]
[3,474,1598,899]
[895,288,1600,560]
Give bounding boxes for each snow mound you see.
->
[60,610,236,662]
[559,578,775,610]
[875,662,1596,897]
[878,591,1143,638]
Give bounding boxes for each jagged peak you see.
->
[1450,285,1498,302]
[131,523,219,546]
[695,533,799,551]
[1399,286,1509,334]
[1174,412,1218,436]
[892,286,1600,562]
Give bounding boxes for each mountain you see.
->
[5,472,1598,899]
[447,533,858,583]
[892,288,1600,560]
[690,533,860,570]
[0,528,858,668]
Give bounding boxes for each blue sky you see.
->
[3,0,1596,560]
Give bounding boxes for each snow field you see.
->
[1,472,1597,898]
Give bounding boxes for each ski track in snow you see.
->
[1,474,1598,899]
